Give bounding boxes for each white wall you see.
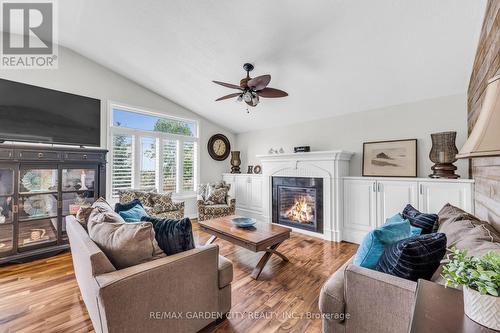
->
[0,46,235,216]
[235,94,469,178]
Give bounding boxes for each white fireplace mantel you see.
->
[259,150,353,241]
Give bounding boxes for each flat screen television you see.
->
[0,78,101,147]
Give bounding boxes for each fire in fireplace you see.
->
[272,177,323,233]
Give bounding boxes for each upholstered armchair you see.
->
[197,195,235,221]
[117,188,184,219]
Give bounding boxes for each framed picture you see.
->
[362,139,417,177]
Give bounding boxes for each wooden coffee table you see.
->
[198,215,291,279]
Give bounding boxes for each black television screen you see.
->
[0,79,101,147]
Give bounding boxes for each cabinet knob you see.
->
[83,154,88,160]
[38,152,44,158]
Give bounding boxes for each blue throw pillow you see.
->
[353,215,412,269]
[375,233,447,281]
[402,204,438,234]
[115,199,148,222]
[386,213,422,236]
[141,216,195,255]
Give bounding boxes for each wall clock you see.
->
[207,134,231,161]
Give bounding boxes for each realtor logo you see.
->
[1,0,58,68]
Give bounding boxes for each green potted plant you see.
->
[442,248,500,330]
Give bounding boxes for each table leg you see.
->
[206,235,217,245]
[251,242,288,280]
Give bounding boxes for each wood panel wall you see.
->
[468,0,500,228]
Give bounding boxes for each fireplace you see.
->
[272,176,323,233]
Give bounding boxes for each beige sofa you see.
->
[319,206,500,333]
[66,216,233,333]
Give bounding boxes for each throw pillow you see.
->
[402,204,438,234]
[375,233,447,281]
[151,193,177,213]
[453,224,500,257]
[75,205,93,229]
[386,213,422,236]
[115,199,149,222]
[435,203,481,232]
[118,188,157,206]
[353,216,412,269]
[206,187,228,205]
[198,183,210,200]
[87,209,164,269]
[438,219,483,247]
[141,216,195,256]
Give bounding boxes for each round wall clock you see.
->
[207,134,231,161]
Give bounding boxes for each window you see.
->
[109,105,198,197]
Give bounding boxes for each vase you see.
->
[230,151,241,174]
[463,286,500,330]
[429,131,459,179]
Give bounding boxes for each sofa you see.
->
[67,215,233,333]
[319,204,500,333]
[117,188,184,219]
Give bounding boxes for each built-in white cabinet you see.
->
[343,177,474,243]
[222,173,263,218]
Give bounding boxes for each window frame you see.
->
[107,102,199,198]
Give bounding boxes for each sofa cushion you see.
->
[454,224,500,257]
[87,209,164,269]
[353,214,412,269]
[402,204,438,234]
[375,233,447,281]
[218,255,233,288]
[438,219,481,247]
[151,193,177,213]
[140,216,195,255]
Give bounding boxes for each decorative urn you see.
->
[429,131,459,179]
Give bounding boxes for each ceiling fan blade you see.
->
[215,93,241,101]
[257,87,288,98]
[248,75,271,91]
[212,80,243,90]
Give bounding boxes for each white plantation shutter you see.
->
[182,141,196,191]
[111,134,133,196]
[163,140,177,192]
[139,137,157,189]
[110,105,198,196]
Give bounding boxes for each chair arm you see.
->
[319,258,352,319]
[226,195,236,208]
[94,245,221,332]
[343,264,417,333]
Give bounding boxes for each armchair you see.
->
[197,194,236,221]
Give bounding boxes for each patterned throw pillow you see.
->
[152,193,177,213]
[75,205,93,229]
[206,187,228,205]
[402,204,438,234]
[198,183,210,200]
[375,233,447,281]
[141,216,195,256]
[118,188,157,206]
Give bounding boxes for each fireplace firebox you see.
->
[272,177,323,233]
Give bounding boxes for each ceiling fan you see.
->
[213,63,288,107]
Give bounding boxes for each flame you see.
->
[285,196,314,223]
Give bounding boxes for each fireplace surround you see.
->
[259,150,352,241]
[272,177,323,233]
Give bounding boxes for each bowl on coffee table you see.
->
[231,217,256,228]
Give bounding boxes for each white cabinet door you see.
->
[343,179,377,243]
[377,181,418,225]
[419,182,473,214]
[248,176,263,212]
[235,176,249,209]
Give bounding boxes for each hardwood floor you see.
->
[0,223,357,333]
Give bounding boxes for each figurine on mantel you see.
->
[268,147,285,154]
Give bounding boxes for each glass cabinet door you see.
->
[0,167,15,256]
[61,168,98,241]
[18,167,58,250]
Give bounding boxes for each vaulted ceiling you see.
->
[57,0,486,133]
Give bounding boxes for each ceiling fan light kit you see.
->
[213,63,288,111]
